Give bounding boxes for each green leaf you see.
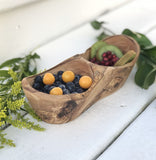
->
[0,77,7,81]
[12,65,20,71]
[0,86,10,92]
[31,53,40,59]
[0,70,10,78]
[0,58,23,69]
[0,52,43,149]
[91,20,104,30]
[2,79,13,86]
[23,102,41,121]
[143,46,156,63]
[0,146,4,149]
[122,29,152,49]
[31,68,37,75]
[0,131,15,148]
[135,62,156,89]
[97,32,108,41]
[137,54,156,68]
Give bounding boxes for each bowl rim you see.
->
[22,34,140,99]
[83,34,140,69]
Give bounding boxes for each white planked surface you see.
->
[0,0,130,64]
[1,0,156,160]
[97,0,156,35]
[97,27,156,160]
[97,99,156,160]
[1,77,156,160]
[0,0,40,12]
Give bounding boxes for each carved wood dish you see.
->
[22,35,140,124]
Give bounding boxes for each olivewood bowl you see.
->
[22,35,140,124]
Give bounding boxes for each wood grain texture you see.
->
[22,35,140,124]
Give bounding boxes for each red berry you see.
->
[93,57,96,61]
[101,61,105,65]
[105,62,110,66]
[90,57,96,63]
[102,53,107,57]
[112,54,117,58]
[103,57,108,61]
[92,57,96,62]
[107,51,112,55]
[90,50,119,67]
[108,55,113,60]
[112,58,117,62]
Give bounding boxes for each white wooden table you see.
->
[1,0,156,160]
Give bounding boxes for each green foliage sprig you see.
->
[0,131,15,149]
[91,20,156,89]
[0,53,45,148]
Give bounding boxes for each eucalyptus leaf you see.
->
[137,54,156,68]
[91,20,104,30]
[143,46,156,63]
[135,62,156,89]
[97,32,108,41]
[143,69,156,89]
[136,54,145,68]
[122,29,152,48]
[0,58,23,69]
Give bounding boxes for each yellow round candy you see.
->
[43,73,55,85]
[62,71,75,83]
[79,76,92,89]
[50,87,63,95]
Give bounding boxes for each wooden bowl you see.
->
[22,35,140,124]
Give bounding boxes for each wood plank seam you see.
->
[93,97,156,160]
[13,0,133,54]
[98,0,134,18]
[144,24,156,34]
[0,0,43,14]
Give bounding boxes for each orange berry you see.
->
[62,71,75,83]
[79,76,92,89]
[43,73,55,85]
[49,87,63,95]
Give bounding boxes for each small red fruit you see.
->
[102,53,107,57]
[103,57,108,61]
[90,50,120,66]
[105,62,109,66]
[108,55,112,59]
[107,51,112,55]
